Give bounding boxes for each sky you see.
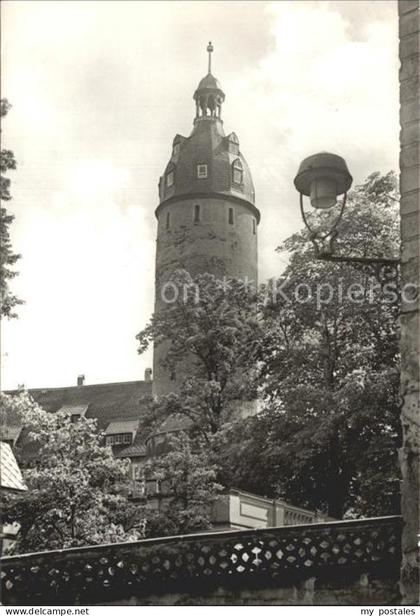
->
[1,0,399,390]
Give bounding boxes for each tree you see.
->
[136,173,400,520]
[136,272,262,533]
[142,433,223,538]
[1,99,22,318]
[137,270,263,438]
[1,393,146,553]
[214,172,401,519]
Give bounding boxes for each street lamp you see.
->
[294,152,400,266]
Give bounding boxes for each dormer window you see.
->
[227,132,240,155]
[166,170,174,188]
[105,419,138,446]
[106,433,132,446]
[58,404,88,424]
[232,159,243,185]
[172,134,185,156]
[197,164,208,179]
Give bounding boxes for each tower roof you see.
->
[197,73,222,91]
[193,42,225,114]
[157,43,258,217]
[159,120,256,210]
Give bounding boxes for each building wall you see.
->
[398,0,420,604]
[212,490,331,531]
[155,197,258,286]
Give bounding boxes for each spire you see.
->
[207,41,214,74]
[193,42,225,123]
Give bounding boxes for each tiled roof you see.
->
[0,441,27,492]
[159,118,257,211]
[5,380,153,461]
[196,73,223,92]
[105,420,139,435]
[114,427,147,459]
[115,442,146,458]
[6,380,152,430]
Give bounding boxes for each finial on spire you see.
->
[207,41,214,74]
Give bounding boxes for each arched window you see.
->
[232,159,243,185]
[252,218,256,234]
[228,207,234,225]
[166,212,170,229]
[194,204,201,223]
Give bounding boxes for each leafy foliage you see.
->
[142,433,223,537]
[0,99,22,318]
[136,174,400,520]
[1,393,146,553]
[137,270,263,437]
[214,172,401,519]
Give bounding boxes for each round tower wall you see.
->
[155,196,258,288]
[153,195,258,398]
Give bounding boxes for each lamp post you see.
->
[294,152,400,267]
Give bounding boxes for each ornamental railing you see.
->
[1,515,401,605]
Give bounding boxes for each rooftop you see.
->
[5,380,153,461]
[0,442,27,492]
[105,419,139,435]
[6,380,152,431]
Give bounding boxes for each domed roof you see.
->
[197,73,223,92]
[158,118,257,213]
[194,72,225,105]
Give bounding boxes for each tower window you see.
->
[252,218,256,234]
[166,169,174,187]
[232,159,243,185]
[228,207,234,225]
[194,204,201,223]
[227,133,240,155]
[197,164,208,179]
[166,212,170,229]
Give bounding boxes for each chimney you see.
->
[144,368,152,382]
[77,375,85,387]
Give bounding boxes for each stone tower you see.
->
[153,43,260,398]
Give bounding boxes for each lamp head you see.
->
[294,152,353,209]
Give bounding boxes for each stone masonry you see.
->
[398,0,420,604]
